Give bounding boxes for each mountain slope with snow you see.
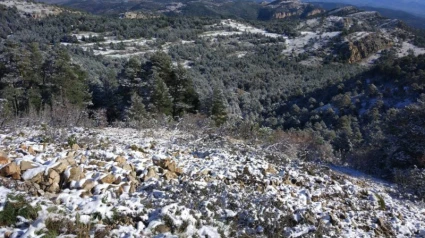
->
[0,126,424,237]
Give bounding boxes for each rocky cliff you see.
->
[339,33,393,63]
[259,0,324,20]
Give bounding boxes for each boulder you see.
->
[121,163,133,172]
[28,146,36,155]
[153,158,183,175]
[265,164,278,175]
[26,171,43,184]
[174,167,183,176]
[45,169,60,185]
[82,180,96,192]
[99,174,116,184]
[79,155,87,164]
[115,156,126,165]
[11,172,21,180]
[20,161,38,171]
[199,169,211,176]
[154,224,171,234]
[127,171,138,181]
[72,144,80,151]
[113,176,122,185]
[46,183,60,193]
[0,162,21,179]
[154,158,171,169]
[167,161,176,172]
[53,159,70,174]
[67,166,85,182]
[88,160,107,167]
[38,169,60,193]
[164,171,178,181]
[129,182,136,194]
[143,167,159,181]
[0,156,10,166]
[53,156,76,173]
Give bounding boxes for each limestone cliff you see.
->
[340,33,393,63]
[260,0,324,20]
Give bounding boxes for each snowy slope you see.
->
[0,127,424,237]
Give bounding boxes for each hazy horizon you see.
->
[304,0,425,17]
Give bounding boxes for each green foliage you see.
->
[211,86,228,126]
[67,134,78,148]
[169,63,200,118]
[0,194,40,226]
[128,92,147,123]
[151,70,173,116]
[375,193,386,210]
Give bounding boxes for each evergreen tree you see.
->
[128,92,147,125]
[211,86,227,126]
[169,63,199,118]
[150,70,172,116]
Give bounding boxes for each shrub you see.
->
[67,134,78,148]
[0,194,40,226]
[44,215,92,238]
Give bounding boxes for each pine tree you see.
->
[150,70,172,116]
[211,86,227,126]
[169,63,199,118]
[128,92,147,125]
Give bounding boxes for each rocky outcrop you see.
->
[339,33,393,63]
[119,11,159,19]
[262,0,324,20]
[152,157,184,180]
[306,8,324,17]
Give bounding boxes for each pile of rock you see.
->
[0,146,141,196]
[146,157,184,181]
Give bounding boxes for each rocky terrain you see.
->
[0,0,68,18]
[260,0,324,20]
[0,126,424,237]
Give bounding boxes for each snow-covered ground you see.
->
[0,0,63,17]
[202,19,288,39]
[0,126,424,237]
[282,31,341,55]
[397,42,425,57]
[61,36,157,58]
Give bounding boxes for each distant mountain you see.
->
[308,2,425,29]
[304,0,425,18]
[35,0,325,20]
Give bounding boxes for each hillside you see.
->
[34,0,324,20]
[305,0,425,18]
[308,1,425,29]
[0,126,424,237]
[1,1,425,237]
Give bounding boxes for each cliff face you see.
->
[340,33,393,63]
[260,0,324,20]
[273,7,324,19]
[120,11,159,19]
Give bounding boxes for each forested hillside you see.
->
[1,1,425,236]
